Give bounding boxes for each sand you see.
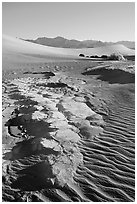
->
[2,36,135,202]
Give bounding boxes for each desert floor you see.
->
[2,59,135,202]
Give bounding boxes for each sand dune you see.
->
[3,35,135,63]
[3,35,70,56]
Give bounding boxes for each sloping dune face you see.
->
[68,44,135,56]
[2,35,74,57]
[3,35,135,62]
[2,35,78,68]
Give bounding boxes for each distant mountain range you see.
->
[23,36,135,49]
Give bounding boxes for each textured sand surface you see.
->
[2,59,135,202]
[2,34,135,202]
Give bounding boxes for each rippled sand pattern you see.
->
[75,85,135,202]
[2,61,135,202]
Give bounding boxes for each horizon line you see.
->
[3,33,135,43]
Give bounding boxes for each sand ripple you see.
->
[73,84,135,202]
[2,71,135,201]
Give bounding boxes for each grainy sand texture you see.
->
[2,35,135,202]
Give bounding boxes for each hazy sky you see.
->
[2,2,135,42]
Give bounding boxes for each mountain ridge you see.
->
[23,36,135,49]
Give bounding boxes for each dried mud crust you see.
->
[2,71,106,201]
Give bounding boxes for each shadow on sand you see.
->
[11,161,55,191]
[3,136,59,161]
[82,68,135,84]
[23,71,55,79]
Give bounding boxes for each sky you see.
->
[2,2,135,42]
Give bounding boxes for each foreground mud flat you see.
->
[2,60,135,202]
